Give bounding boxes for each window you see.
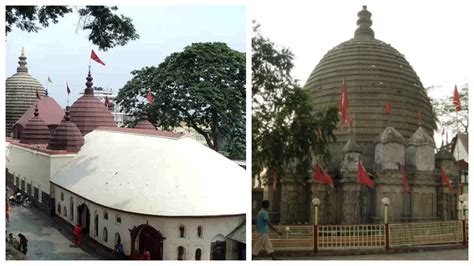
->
[177,246,185,260]
[21,180,25,191]
[115,233,121,245]
[70,197,74,221]
[94,212,99,237]
[195,248,202,260]
[103,227,108,242]
[63,206,67,217]
[57,203,61,215]
[104,211,108,220]
[61,192,64,201]
[179,225,185,238]
[26,183,32,194]
[116,215,121,224]
[197,226,203,238]
[15,176,19,187]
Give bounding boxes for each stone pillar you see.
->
[406,127,435,172]
[310,181,336,224]
[339,134,372,224]
[435,149,459,221]
[279,179,306,224]
[374,127,406,171]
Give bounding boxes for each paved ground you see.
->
[254,248,468,260]
[6,203,101,260]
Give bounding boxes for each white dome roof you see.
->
[50,128,247,217]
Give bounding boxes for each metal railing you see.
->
[318,224,385,250]
[252,220,468,252]
[389,221,463,247]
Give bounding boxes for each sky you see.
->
[252,0,474,146]
[5,5,246,108]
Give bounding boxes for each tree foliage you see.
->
[115,42,246,159]
[430,83,469,133]
[252,23,338,186]
[6,6,139,51]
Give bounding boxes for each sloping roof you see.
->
[457,133,468,154]
[14,96,64,128]
[226,221,246,244]
[50,128,246,217]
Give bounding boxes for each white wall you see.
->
[53,185,244,260]
[7,144,75,201]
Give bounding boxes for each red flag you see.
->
[147,90,154,104]
[416,111,422,122]
[339,79,348,126]
[90,50,106,66]
[440,167,453,191]
[385,102,391,114]
[67,82,71,95]
[401,165,408,193]
[358,161,374,188]
[104,96,110,107]
[313,161,334,188]
[453,85,461,112]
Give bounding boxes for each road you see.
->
[6,202,101,260]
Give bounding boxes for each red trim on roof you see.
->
[95,127,185,139]
[7,138,77,155]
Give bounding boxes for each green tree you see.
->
[115,42,246,159]
[430,84,469,133]
[252,23,338,187]
[6,6,139,51]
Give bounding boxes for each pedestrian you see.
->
[6,200,10,223]
[113,241,125,259]
[140,249,151,260]
[252,200,282,260]
[18,233,28,255]
[73,225,82,246]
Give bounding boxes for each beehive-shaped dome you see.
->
[20,106,50,144]
[70,71,116,135]
[48,106,85,152]
[6,49,46,136]
[134,114,156,130]
[304,6,436,170]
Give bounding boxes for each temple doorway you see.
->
[77,204,90,235]
[130,224,164,260]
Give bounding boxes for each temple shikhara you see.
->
[6,50,246,260]
[255,6,464,225]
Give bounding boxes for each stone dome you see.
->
[69,71,116,135]
[134,114,156,130]
[6,49,46,136]
[20,106,50,144]
[304,6,436,170]
[47,106,85,152]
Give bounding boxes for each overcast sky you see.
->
[252,0,473,146]
[5,5,246,107]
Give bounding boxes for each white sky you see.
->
[5,5,245,108]
[252,0,474,147]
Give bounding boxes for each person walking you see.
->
[140,249,151,260]
[73,225,82,246]
[252,200,282,260]
[113,241,125,259]
[18,233,28,255]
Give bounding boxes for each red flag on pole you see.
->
[90,50,106,66]
[147,89,154,104]
[401,165,409,193]
[440,167,453,191]
[453,85,461,112]
[339,79,348,126]
[104,96,110,107]
[358,161,374,188]
[385,102,391,114]
[313,161,334,188]
[416,111,422,122]
[67,82,71,95]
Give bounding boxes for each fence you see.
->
[252,220,468,252]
